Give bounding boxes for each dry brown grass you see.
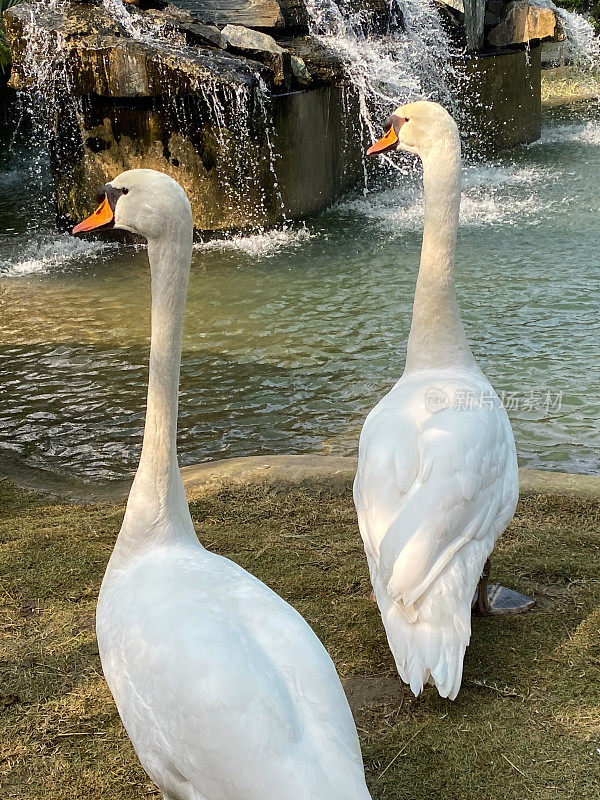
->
[1,478,600,799]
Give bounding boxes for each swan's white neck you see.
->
[404,138,475,373]
[115,223,198,561]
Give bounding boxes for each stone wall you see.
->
[5,0,362,230]
[461,43,542,148]
[4,0,556,231]
[273,86,362,218]
[52,86,362,231]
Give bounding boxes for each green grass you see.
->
[1,478,600,799]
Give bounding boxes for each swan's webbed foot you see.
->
[472,558,535,615]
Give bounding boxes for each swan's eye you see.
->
[121,188,129,195]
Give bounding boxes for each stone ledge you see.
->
[180,455,600,500]
[3,453,599,503]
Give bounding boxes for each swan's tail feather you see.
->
[373,541,487,700]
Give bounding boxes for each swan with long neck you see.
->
[74,169,372,800]
[354,102,530,701]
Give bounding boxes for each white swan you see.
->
[73,169,372,800]
[354,102,528,701]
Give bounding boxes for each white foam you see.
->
[463,164,544,189]
[534,120,600,146]
[337,161,547,230]
[194,226,314,258]
[0,233,117,277]
[459,193,542,227]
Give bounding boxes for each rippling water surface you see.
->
[1,104,599,483]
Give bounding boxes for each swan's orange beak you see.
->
[72,196,114,235]
[367,125,399,156]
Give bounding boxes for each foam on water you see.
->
[340,191,544,231]
[194,226,313,259]
[0,234,117,277]
[335,160,551,231]
[534,119,600,146]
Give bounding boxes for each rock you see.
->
[439,0,464,13]
[222,24,288,85]
[277,0,309,30]
[143,7,227,48]
[290,54,311,85]
[487,1,557,47]
[169,0,285,29]
[53,85,362,231]
[5,2,267,96]
[135,4,226,47]
[169,0,308,33]
[4,0,364,231]
[178,20,225,48]
[280,36,346,84]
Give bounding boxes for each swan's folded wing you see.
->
[355,399,517,609]
[100,553,370,800]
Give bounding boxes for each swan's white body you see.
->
[354,104,518,700]
[89,170,371,800]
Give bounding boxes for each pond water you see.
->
[1,103,599,484]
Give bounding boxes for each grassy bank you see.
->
[1,478,599,799]
[542,66,600,107]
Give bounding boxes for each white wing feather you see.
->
[97,547,371,800]
[354,367,518,699]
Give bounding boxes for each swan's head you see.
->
[367,101,459,160]
[72,169,192,241]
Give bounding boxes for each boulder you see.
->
[290,54,311,85]
[5,2,266,96]
[487,1,557,47]
[169,0,284,28]
[439,0,464,13]
[222,24,288,85]
[177,20,226,48]
[139,4,227,46]
[279,35,346,84]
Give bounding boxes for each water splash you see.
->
[102,0,186,45]
[304,0,463,147]
[534,118,600,145]
[0,235,117,277]
[194,225,313,258]
[335,159,556,230]
[540,0,600,68]
[102,0,142,39]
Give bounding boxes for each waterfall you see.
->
[304,0,463,144]
[10,0,283,227]
[543,0,600,68]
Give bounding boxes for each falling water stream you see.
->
[0,0,599,485]
[305,0,461,140]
